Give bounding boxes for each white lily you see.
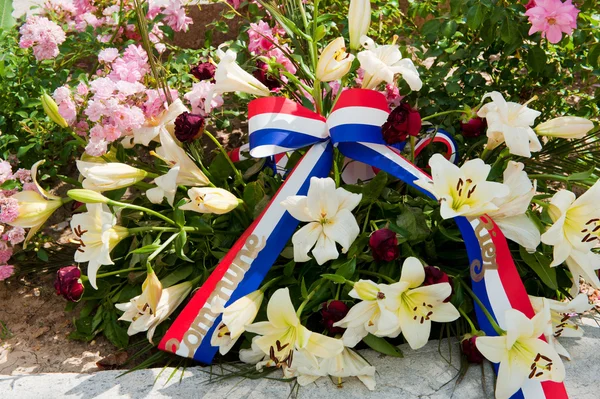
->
[290,347,376,390]
[381,257,459,349]
[179,187,239,215]
[477,91,542,157]
[529,294,593,360]
[136,265,163,316]
[316,37,355,82]
[116,280,193,343]
[205,48,270,114]
[414,154,510,219]
[348,0,371,50]
[333,279,400,347]
[77,161,148,192]
[155,127,210,186]
[540,181,600,293]
[487,161,541,251]
[357,35,422,91]
[535,116,594,139]
[132,98,188,146]
[70,203,129,289]
[281,177,362,265]
[7,160,64,246]
[475,309,565,399]
[210,290,264,355]
[146,166,180,206]
[245,288,344,367]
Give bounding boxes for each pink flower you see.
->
[143,89,178,118]
[12,168,31,183]
[163,0,193,32]
[525,0,579,44]
[53,86,77,124]
[0,241,13,264]
[0,265,14,281]
[19,16,66,61]
[6,227,26,246]
[383,84,403,109]
[248,21,277,53]
[227,0,241,9]
[0,160,12,184]
[266,46,297,75]
[0,197,19,224]
[85,138,108,156]
[184,81,224,116]
[98,48,119,63]
[22,182,40,193]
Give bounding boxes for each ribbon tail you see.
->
[338,142,568,399]
[159,142,333,364]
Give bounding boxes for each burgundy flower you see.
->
[320,300,350,335]
[252,61,280,91]
[423,266,453,302]
[174,112,205,143]
[524,0,536,10]
[71,201,84,211]
[54,266,84,302]
[461,336,484,364]
[381,103,421,145]
[460,117,487,138]
[369,228,399,262]
[190,62,216,81]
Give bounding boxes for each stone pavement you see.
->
[0,317,598,399]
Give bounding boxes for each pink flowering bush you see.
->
[525,0,580,44]
[19,16,66,61]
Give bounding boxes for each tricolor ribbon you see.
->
[160,89,568,399]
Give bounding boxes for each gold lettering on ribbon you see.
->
[469,216,498,282]
[166,234,266,356]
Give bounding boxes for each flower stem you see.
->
[357,270,396,284]
[529,174,569,182]
[457,279,505,335]
[147,232,180,263]
[297,280,324,317]
[410,135,416,162]
[107,200,178,226]
[96,267,144,279]
[204,129,245,187]
[421,109,468,122]
[128,226,180,234]
[259,276,283,292]
[458,307,478,335]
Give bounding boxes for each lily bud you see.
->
[180,187,240,215]
[535,116,594,139]
[348,0,371,50]
[41,92,69,128]
[67,189,109,204]
[352,280,380,301]
[54,266,84,302]
[77,161,148,192]
[316,37,355,82]
[137,265,163,316]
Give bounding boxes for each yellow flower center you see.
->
[448,177,478,210]
[403,292,434,324]
[334,48,349,61]
[548,17,556,25]
[579,218,600,244]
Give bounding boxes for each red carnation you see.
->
[320,300,350,335]
[460,117,487,138]
[369,228,400,262]
[381,103,421,145]
[174,112,205,143]
[461,335,484,364]
[423,266,453,302]
[54,266,84,302]
[190,62,216,81]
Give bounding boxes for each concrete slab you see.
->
[0,317,598,399]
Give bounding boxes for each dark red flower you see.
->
[461,336,484,364]
[524,0,536,10]
[54,266,84,302]
[252,61,280,91]
[381,103,421,145]
[369,228,399,262]
[423,266,453,302]
[460,117,487,138]
[190,62,216,81]
[71,201,84,211]
[320,300,350,335]
[174,112,205,143]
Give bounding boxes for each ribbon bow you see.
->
[160,89,567,399]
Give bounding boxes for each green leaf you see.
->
[175,230,193,262]
[363,172,387,201]
[588,43,600,68]
[36,248,49,262]
[527,47,547,74]
[567,167,595,182]
[243,181,265,210]
[519,247,558,290]
[130,244,161,254]
[334,258,356,280]
[362,334,403,357]
[0,0,14,29]
[321,273,347,284]
[102,309,129,348]
[466,4,485,30]
[160,265,193,288]
[440,20,458,38]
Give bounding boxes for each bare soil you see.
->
[0,273,116,375]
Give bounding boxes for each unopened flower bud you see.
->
[461,334,484,364]
[41,92,68,128]
[534,116,594,139]
[369,228,399,262]
[381,103,421,145]
[174,112,205,143]
[67,189,109,204]
[190,62,216,81]
[321,300,350,335]
[54,266,84,302]
[423,266,453,302]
